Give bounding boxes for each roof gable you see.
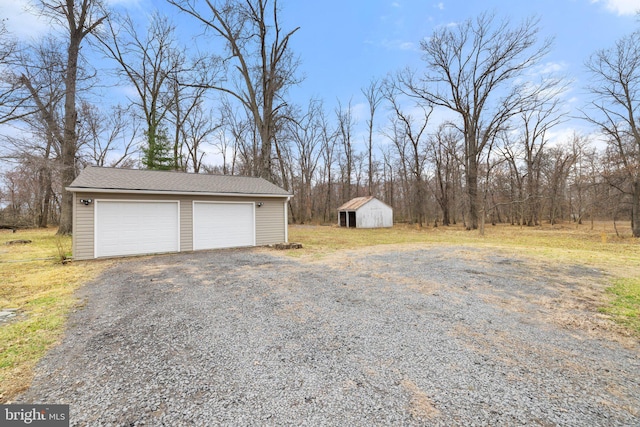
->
[67,166,291,196]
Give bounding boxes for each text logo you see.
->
[1,405,69,426]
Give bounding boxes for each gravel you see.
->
[17,246,640,426]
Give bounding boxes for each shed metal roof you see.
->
[337,196,376,211]
[67,166,291,197]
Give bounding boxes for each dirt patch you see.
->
[401,379,441,420]
[310,244,635,345]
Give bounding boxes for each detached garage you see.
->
[67,167,292,260]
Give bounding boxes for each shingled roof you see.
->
[67,166,291,196]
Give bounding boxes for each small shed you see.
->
[67,166,292,260]
[337,196,393,228]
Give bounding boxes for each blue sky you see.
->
[281,0,640,138]
[2,0,640,148]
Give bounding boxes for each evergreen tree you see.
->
[142,127,174,170]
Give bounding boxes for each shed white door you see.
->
[95,201,180,258]
[193,202,255,250]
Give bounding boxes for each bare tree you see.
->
[381,107,411,222]
[181,104,221,173]
[0,21,33,124]
[10,37,67,228]
[362,78,383,196]
[520,91,566,226]
[168,0,300,180]
[542,141,576,225]
[30,0,106,234]
[601,141,632,231]
[165,53,222,171]
[383,80,432,226]
[568,135,598,225]
[220,98,258,176]
[336,99,355,201]
[380,144,396,212]
[501,91,565,226]
[272,104,294,191]
[215,98,246,175]
[429,124,462,226]
[318,107,337,223]
[8,34,102,227]
[288,99,323,223]
[96,12,184,170]
[1,163,59,226]
[400,12,552,230]
[82,103,139,167]
[211,128,236,175]
[584,30,640,237]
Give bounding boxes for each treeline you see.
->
[0,1,638,236]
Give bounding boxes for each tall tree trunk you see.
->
[38,169,53,228]
[633,181,640,237]
[259,124,272,180]
[57,36,81,235]
[466,149,479,230]
[38,132,54,228]
[54,0,105,235]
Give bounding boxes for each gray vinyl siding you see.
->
[72,191,288,260]
[180,198,193,252]
[255,199,286,245]
[73,192,97,260]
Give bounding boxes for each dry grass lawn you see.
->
[0,229,110,402]
[288,221,640,335]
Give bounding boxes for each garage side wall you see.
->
[255,198,286,245]
[72,192,288,260]
[73,192,95,260]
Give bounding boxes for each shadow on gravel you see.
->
[18,247,640,426]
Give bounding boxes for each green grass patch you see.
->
[601,278,640,334]
[0,228,109,402]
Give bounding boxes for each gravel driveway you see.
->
[18,245,640,426]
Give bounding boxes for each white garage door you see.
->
[95,201,179,258]
[193,202,255,250]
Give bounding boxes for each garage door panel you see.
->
[95,201,179,258]
[193,202,254,250]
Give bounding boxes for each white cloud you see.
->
[398,41,416,50]
[380,38,417,51]
[391,1,401,7]
[350,102,368,123]
[524,61,569,79]
[546,127,581,146]
[592,0,640,15]
[113,85,141,99]
[435,2,445,10]
[538,61,568,74]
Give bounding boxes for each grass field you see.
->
[0,229,110,402]
[0,222,638,403]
